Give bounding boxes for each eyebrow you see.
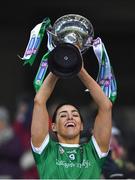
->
[58,110,79,115]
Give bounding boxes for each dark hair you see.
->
[52,103,83,123]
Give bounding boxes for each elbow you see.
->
[106,99,112,109]
[34,94,46,105]
[34,95,40,104]
[101,99,113,112]
[34,96,41,105]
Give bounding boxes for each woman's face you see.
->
[52,105,83,141]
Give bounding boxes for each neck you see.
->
[57,134,80,144]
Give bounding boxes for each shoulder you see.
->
[84,135,109,159]
[31,134,57,155]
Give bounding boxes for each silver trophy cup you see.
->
[47,14,94,78]
[48,14,94,53]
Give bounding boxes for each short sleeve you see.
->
[31,134,50,155]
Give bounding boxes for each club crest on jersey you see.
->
[59,146,64,154]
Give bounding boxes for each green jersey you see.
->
[31,134,108,179]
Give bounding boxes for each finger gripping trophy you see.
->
[20,14,117,103]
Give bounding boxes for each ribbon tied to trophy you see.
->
[19,14,117,103]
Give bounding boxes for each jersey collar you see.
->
[59,143,80,148]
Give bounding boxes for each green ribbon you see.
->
[33,51,50,92]
[21,17,51,66]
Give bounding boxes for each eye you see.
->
[72,113,79,117]
[60,114,67,118]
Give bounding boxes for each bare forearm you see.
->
[34,72,59,104]
[78,67,112,110]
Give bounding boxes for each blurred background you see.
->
[0,0,135,178]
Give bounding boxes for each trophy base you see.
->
[48,43,82,78]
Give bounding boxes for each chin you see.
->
[58,128,81,141]
[65,131,79,139]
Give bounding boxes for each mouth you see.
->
[64,122,76,128]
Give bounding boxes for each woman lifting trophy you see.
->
[20,14,117,179]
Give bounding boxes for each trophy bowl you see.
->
[49,14,94,53]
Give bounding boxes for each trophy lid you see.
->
[48,14,94,53]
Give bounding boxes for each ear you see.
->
[52,123,57,132]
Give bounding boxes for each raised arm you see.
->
[31,72,58,147]
[78,67,112,152]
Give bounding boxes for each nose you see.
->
[68,113,73,120]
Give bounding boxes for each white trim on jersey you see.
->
[92,135,108,158]
[31,134,49,155]
[31,134,109,157]
[59,143,80,148]
[31,134,80,154]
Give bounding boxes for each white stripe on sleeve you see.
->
[31,134,50,155]
[92,135,109,159]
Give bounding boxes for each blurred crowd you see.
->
[0,95,135,179]
[102,126,135,179]
[0,94,39,179]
